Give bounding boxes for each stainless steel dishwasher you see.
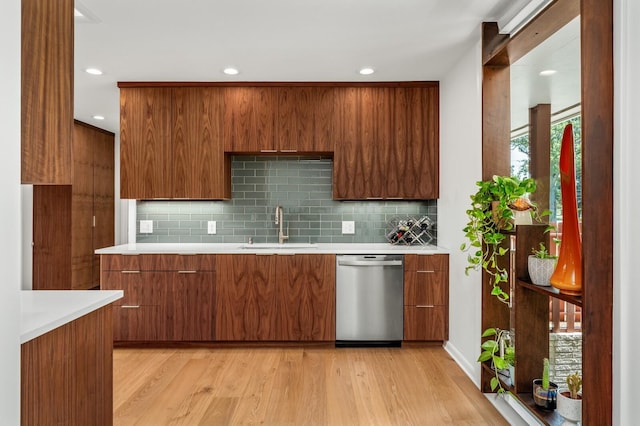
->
[335,254,403,346]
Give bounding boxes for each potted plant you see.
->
[528,243,558,286]
[478,328,515,393]
[557,372,582,424]
[461,175,540,303]
[532,358,558,410]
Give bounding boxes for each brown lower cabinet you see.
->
[403,254,449,341]
[21,306,113,426]
[215,254,335,341]
[101,254,216,341]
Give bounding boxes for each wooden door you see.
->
[403,306,447,341]
[92,129,115,286]
[391,86,439,199]
[215,254,277,340]
[21,0,73,185]
[223,87,277,153]
[119,87,172,199]
[275,254,335,341]
[169,271,215,341]
[172,87,230,199]
[277,87,335,153]
[72,124,95,290]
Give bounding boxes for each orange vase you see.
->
[550,124,582,295]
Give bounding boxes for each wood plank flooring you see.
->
[113,346,508,425]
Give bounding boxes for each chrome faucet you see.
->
[274,205,289,244]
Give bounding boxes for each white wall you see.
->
[0,0,23,422]
[438,35,484,383]
[613,0,640,422]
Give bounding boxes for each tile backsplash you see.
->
[136,156,437,244]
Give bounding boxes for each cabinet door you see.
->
[223,87,277,153]
[390,86,439,199]
[404,270,448,306]
[277,87,335,153]
[172,87,230,199]
[169,271,215,341]
[101,271,169,307]
[92,130,115,286]
[404,306,447,341]
[275,254,335,341]
[120,87,172,199]
[333,87,391,199]
[215,254,277,340]
[112,306,164,341]
[21,0,73,185]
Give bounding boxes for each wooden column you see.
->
[528,104,551,219]
[581,0,614,423]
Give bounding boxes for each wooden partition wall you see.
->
[481,0,613,424]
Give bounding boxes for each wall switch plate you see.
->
[342,221,355,235]
[140,220,153,234]
[207,221,217,234]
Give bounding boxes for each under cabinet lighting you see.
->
[93,115,105,120]
[539,69,557,76]
[223,67,239,75]
[85,68,103,75]
[359,67,375,75]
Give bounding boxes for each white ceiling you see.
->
[73,0,519,133]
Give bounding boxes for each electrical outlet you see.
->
[342,221,355,235]
[207,221,217,234]
[140,220,153,234]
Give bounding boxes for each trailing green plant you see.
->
[531,242,558,259]
[461,176,541,303]
[566,371,582,399]
[478,327,514,394]
[542,358,550,390]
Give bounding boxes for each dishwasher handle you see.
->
[337,259,403,267]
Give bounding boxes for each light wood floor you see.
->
[113,346,508,425]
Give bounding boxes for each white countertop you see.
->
[21,290,123,344]
[95,242,450,255]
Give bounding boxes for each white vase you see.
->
[557,388,582,424]
[528,256,557,286]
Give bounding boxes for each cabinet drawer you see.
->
[113,305,164,341]
[403,306,448,341]
[404,270,447,306]
[101,254,216,271]
[404,254,448,272]
[101,271,170,306]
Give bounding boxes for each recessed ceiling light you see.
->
[359,67,375,75]
[85,68,103,75]
[93,115,105,120]
[223,67,239,75]
[539,69,557,76]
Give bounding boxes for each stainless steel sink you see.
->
[240,243,318,249]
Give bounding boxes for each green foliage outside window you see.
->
[510,115,582,223]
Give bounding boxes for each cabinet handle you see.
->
[276,253,296,256]
[279,149,298,153]
[417,270,436,274]
[121,305,140,309]
[366,197,383,200]
[178,253,197,256]
[255,253,275,256]
[92,215,96,228]
[178,270,197,274]
[121,253,139,256]
[416,305,435,308]
[260,149,278,153]
[121,270,141,274]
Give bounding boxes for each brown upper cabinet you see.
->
[21,0,74,184]
[277,87,336,153]
[119,87,231,199]
[333,85,439,200]
[118,82,438,200]
[223,86,278,153]
[172,87,231,199]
